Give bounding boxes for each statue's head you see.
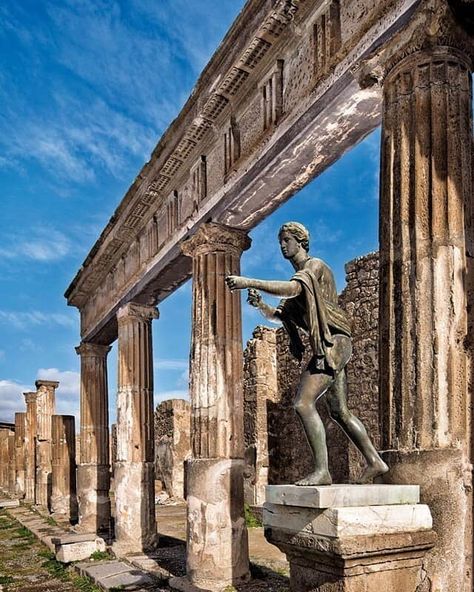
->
[278,222,310,253]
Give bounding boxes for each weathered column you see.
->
[178,222,250,590]
[7,432,16,494]
[75,342,111,534]
[34,380,58,509]
[379,46,473,591]
[14,412,27,498]
[51,415,78,522]
[24,392,37,502]
[0,429,10,490]
[113,302,159,554]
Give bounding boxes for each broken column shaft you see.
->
[51,415,78,522]
[34,380,58,509]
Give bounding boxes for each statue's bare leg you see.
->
[326,371,388,483]
[294,363,333,486]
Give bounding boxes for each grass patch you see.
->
[71,574,102,592]
[0,576,14,584]
[89,550,111,561]
[41,557,69,581]
[46,516,58,527]
[244,503,262,528]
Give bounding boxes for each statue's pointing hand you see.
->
[247,288,262,308]
[225,275,248,291]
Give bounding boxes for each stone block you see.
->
[0,498,20,508]
[53,533,106,563]
[266,483,420,508]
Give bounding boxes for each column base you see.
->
[185,458,250,590]
[77,464,111,535]
[113,461,157,554]
[264,484,436,592]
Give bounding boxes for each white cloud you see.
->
[0,310,76,330]
[0,229,72,262]
[36,368,80,399]
[0,379,32,422]
[154,390,188,406]
[155,358,188,371]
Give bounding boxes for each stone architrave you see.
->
[34,380,58,509]
[7,432,15,494]
[379,44,474,591]
[51,415,78,522]
[113,302,159,554]
[23,392,37,502]
[14,412,27,498]
[179,222,251,590]
[75,342,112,534]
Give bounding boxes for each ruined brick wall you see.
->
[154,399,191,499]
[243,252,380,496]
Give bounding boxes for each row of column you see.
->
[75,43,473,591]
[0,381,77,523]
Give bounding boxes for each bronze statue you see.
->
[226,222,388,485]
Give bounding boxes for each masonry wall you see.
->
[243,252,380,500]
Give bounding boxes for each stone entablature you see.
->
[63,0,461,344]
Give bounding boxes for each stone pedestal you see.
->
[23,392,37,502]
[75,342,112,534]
[177,223,250,590]
[379,45,474,591]
[113,302,159,554]
[51,415,78,522]
[34,380,58,510]
[264,484,436,592]
[14,412,26,497]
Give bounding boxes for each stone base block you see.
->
[0,498,20,508]
[112,461,157,555]
[77,464,111,534]
[185,458,250,591]
[264,484,436,592]
[52,533,106,563]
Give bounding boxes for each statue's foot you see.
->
[295,470,332,486]
[356,459,389,484]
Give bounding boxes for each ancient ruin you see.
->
[0,0,471,590]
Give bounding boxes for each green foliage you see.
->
[41,557,69,581]
[46,516,58,527]
[244,503,262,528]
[89,549,111,561]
[0,575,14,584]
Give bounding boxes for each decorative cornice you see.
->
[75,342,112,358]
[117,302,160,324]
[65,0,305,308]
[35,380,59,390]
[181,222,251,258]
[23,392,37,404]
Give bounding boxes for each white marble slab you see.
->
[263,502,432,538]
[265,484,420,508]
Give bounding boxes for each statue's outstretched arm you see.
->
[225,275,301,298]
[247,289,280,323]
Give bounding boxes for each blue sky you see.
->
[0,0,380,424]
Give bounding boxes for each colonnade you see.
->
[0,380,78,523]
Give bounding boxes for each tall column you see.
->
[379,46,473,591]
[180,222,250,590]
[51,415,78,522]
[34,380,57,509]
[14,413,26,498]
[113,302,159,554]
[23,392,37,502]
[7,432,16,494]
[75,343,111,534]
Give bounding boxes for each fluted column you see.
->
[0,429,10,490]
[23,392,37,502]
[113,302,159,554]
[14,412,26,498]
[35,380,57,509]
[7,432,15,494]
[379,46,473,591]
[180,222,250,590]
[75,342,111,534]
[51,415,78,522]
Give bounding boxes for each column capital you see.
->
[117,302,159,324]
[75,342,112,358]
[181,222,251,258]
[35,380,59,390]
[23,391,37,404]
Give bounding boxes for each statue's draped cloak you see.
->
[276,262,351,370]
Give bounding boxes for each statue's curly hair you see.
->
[278,222,310,252]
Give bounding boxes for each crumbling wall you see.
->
[154,399,191,499]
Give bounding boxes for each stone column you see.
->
[179,222,251,590]
[7,432,15,494]
[0,429,10,490]
[379,46,473,591]
[51,415,78,522]
[75,342,111,534]
[113,302,159,554]
[24,392,37,502]
[14,412,26,498]
[34,379,58,509]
